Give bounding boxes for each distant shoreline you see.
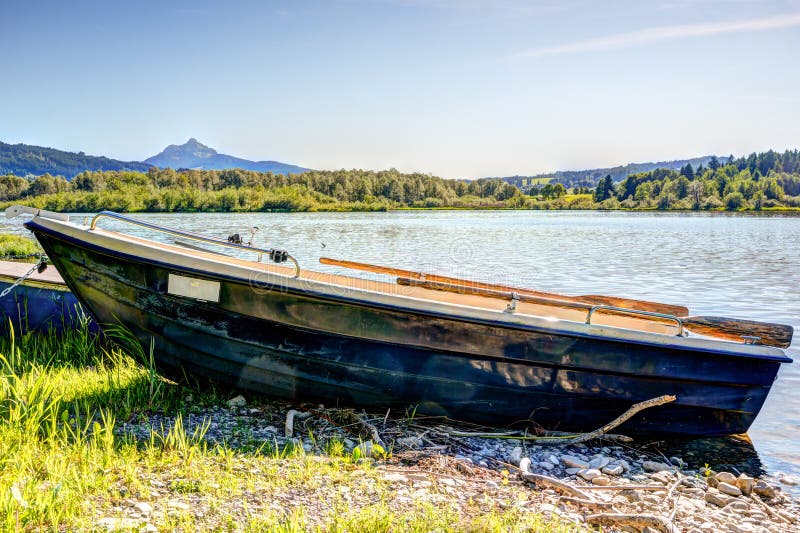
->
[5,205,799,216]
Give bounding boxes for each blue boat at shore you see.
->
[13,206,794,437]
[0,259,87,333]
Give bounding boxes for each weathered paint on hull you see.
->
[29,224,784,436]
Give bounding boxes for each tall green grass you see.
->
[0,234,41,258]
[0,322,578,531]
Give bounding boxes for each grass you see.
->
[0,234,41,258]
[0,321,579,532]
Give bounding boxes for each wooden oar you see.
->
[319,257,689,316]
[397,277,793,349]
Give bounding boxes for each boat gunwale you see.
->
[25,216,793,364]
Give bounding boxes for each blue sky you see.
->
[1,0,799,178]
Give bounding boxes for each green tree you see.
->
[594,175,614,202]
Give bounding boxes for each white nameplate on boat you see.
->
[168,274,220,302]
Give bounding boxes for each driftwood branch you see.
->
[585,513,678,533]
[285,409,311,437]
[521,473,595,501]
[665,476,686,521]
[557,496,614,510]
[565,395,677,446]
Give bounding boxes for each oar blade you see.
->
[684,316,794,349]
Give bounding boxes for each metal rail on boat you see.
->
[586,304,684,336]
[88,211,301,277]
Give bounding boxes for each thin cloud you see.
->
[513,12,800,58]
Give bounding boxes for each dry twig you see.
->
[521,473,594,501]
[585,512,678,533]
[566,395,676,446]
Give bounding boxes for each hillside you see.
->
[497,155,720,189]
[144,138,309,175]
[0,141,151,179]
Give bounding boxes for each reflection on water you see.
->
[4,210,798,482]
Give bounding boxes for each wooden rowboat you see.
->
[16,207,794,436]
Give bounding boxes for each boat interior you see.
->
[93,226,703,339]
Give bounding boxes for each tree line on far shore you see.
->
[587,150,800,211]
[1,148,798,212]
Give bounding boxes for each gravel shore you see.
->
[111,396,800,532]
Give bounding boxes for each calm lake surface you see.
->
[11,210,800,482]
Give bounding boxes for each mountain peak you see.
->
[143,139,309,174]
[147,138,217,166]
[183,137,207,149]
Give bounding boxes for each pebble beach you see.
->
[106,396,800,532]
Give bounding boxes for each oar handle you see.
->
[319,257,689,316]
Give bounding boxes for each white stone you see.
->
[588,456,610,470]
[718,481,742,497]
[602,464,624,476]
[705,489,734,507]
[591,475,611,486]
[167,501,190,510]
[779,475,800,486]
[651,471,674,484]
[565,468,581,475]
[753,480,776,499]
[226,395,246,408]
[561,455,589,469]
[643,460,672,473]
[134,502,153,515]
[675,498,706,518]
[716,472,737,485]
[578,468,602,481]
[538,461,554,471]
[724,500,748,511]
[736,474,754,496]
[519,457,532,474]
[547,454,560,466]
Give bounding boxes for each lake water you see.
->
[7,210,800,483]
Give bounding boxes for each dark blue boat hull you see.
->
[28,221,786,436]
[0,278,87,334]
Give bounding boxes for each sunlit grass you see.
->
[0,234,41,258]
[0,322,579,531]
